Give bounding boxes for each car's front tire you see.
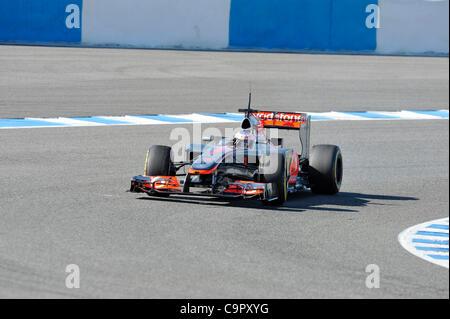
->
[260,152,288,206]
[145,145,175,197]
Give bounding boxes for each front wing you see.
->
[130,175,277,200]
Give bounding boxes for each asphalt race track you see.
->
[0,45,448,298]
[1,45,448,118]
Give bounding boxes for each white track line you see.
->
[168,113,239,123]
[374,111,444,120]
[98,116,171,125]
[1,110,448,129]
[316,112,367,120]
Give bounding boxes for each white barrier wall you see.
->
[1,0,448,55]
[377,0,449,54]
[82,0,230,49]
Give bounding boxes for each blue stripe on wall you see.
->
[0,0,82,43]
[229,0,377,51]
[330,0,377,51]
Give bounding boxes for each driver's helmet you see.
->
[234,129,256,147]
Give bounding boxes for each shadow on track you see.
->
[136,191,418,213]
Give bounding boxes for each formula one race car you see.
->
[130,95,343,206]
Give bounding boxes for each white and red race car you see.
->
[130,96,343,206]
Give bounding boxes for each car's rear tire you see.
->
[309,145,343,194]
[145,145,175,197]
[260,152,288,206]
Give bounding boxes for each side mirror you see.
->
[202,136,214,142]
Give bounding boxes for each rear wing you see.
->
[250,111,308,130]
[237,93,310,159]
[247,110,311,160]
